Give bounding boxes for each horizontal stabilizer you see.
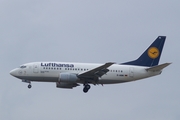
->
[146,63,171,71]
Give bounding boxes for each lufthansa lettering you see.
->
[41,63,74,67]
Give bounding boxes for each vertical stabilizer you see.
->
[122,36,166,67]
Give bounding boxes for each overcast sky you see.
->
[0,0,179,120]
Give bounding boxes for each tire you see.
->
[28,85,32,89]
[86,84,91,89]
[83,84,91,93]
[83,88,88,93]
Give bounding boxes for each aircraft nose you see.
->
[10,68,18,77]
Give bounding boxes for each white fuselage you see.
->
[10,62,161,84]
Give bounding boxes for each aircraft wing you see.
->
[78,62,114,82]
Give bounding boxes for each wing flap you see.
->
[146,63,171,71]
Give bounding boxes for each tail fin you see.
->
[122,36,166,67]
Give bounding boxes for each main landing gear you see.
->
[83,83,91,93]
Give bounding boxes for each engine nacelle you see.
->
[58,73,79,83]
[56,82,79,89]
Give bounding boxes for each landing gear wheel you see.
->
[28,84,32,89]
[83,84,91,93]
[86,84,91,89]
[83,88,88,93]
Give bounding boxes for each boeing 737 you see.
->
[10,36,171,93]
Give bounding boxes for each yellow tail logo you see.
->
[148,47,159,59]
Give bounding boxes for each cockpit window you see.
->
[20,65,27,68]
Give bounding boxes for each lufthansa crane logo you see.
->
[148,47,159,59]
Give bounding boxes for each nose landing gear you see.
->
[83,84,91,93]
[22,80,32,89]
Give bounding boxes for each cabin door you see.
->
[33,64,39,73]
[129,67,134,78]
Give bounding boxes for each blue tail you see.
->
[121,36,166,67]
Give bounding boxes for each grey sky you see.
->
[0,0,179,120]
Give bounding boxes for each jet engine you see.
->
[58,73,79,82]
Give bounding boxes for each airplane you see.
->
[10,36,171,93]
